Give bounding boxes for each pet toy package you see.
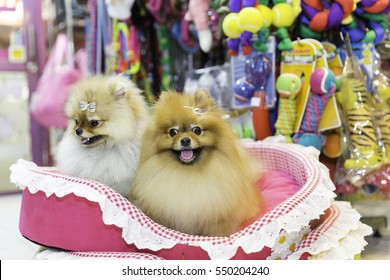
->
[339,42,376,92]
[279,39,341,151]
[10,142,371,260]
[280,39,316,133]
[335,41,390,203]
[183,64,232,109]
[230,36,276,109]
[226,109,256,139]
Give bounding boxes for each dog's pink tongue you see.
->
[181,149,193,160]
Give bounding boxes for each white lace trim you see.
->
[10,143,340,260]
[288,201,372,260]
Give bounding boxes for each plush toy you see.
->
[340,40,383,169]
[185,0,213,52]
[293,68,337,151]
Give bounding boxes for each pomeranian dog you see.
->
[130,89,262,237]
[55,74,149,197]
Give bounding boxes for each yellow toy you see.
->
[222,0,263,55]
[238,7,263,33]
[222,13,242,38]
[271,0,301,50]
[371,53,390,163]
[274,73,302,142]
[272,2,295,28]
[372,87,390,163]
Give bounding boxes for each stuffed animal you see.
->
[185,0,213,52]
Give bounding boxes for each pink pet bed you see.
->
[10,141,371,260]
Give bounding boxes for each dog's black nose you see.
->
[180,137,191,147]
[75,128,83,136]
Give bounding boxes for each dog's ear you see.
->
[113,82,126,99]
[194,89,216,111]
[194,89,211,102]
[157,90,178,103]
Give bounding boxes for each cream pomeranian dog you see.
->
[130,89,263,237]
[55,74,149,197]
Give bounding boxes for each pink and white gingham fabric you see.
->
[11,141,367,260]
[36,250,165,260]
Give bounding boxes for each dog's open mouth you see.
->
[172,148,202,164]
[80,135,103,145]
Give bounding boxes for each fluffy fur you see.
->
[129,89,263,237]
[55,75,149,197]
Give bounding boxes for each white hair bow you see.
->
[79,101,96,112]
[184,106,203,115]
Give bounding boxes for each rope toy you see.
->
[299,0,389,45]
[341,12,388,45]
[110,19,140,75]
[300,0,355,40]
[358,0,390,13]
[293,68,337,151]
[301,0,355,31]
[274,73,302,142]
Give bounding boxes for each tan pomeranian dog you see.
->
[55,74,149,197]
[130,89,262,237]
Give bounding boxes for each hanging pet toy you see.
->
[222,0,263,55]
[293,68,337,151]
[271,0,301,50]
[274,73,302,142]
[300,0,355,40]
[111,19,140,75]
[340,34,383,169]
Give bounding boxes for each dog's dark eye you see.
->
[75,119,79,125]
[90,120,100,127]
[192,126,202,135]
[169,128,178,137]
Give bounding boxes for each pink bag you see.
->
[30,33,87,129]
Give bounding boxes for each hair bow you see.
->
[79,101,97,112]
[184,106,203,115]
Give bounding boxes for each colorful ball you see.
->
[310,68,336,95]
[222,13,241,39]
[296,133,322,151]
[238,7,263,33]
[272,3,295,28]
[322,133,341,158]
[242,125,254,139]
[276,73,302,98]
[257,5,272,28]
